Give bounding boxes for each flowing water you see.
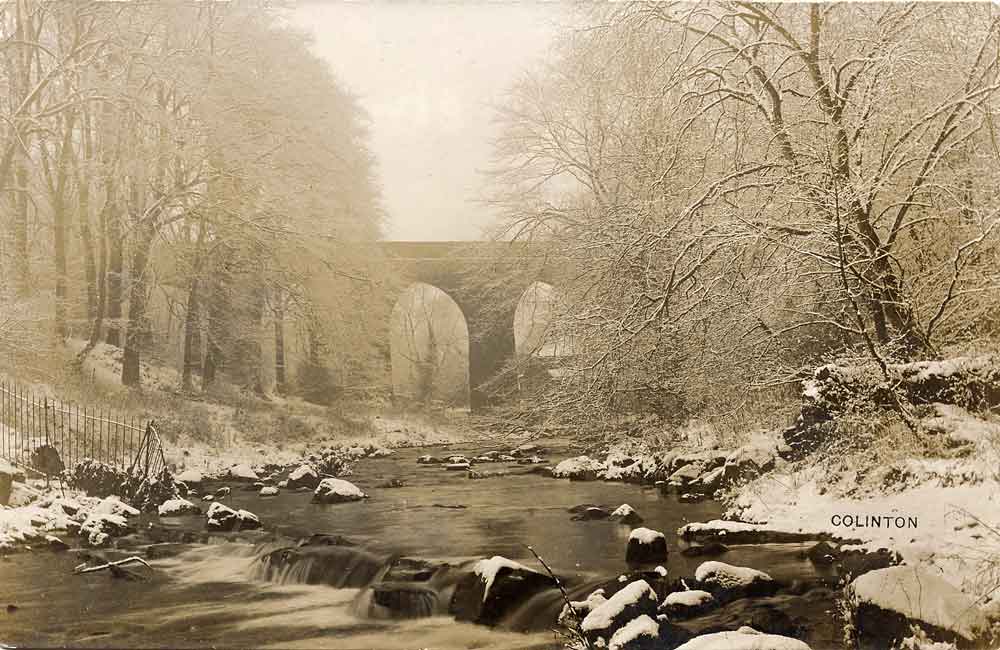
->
[0,441,845,649]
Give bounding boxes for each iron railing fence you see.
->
[0,379,164,479]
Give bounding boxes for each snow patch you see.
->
[581,580,657,633]
[608,614,659,650]
[663,590,714,607]
[695,561,773,589]
[473,556,531,602]
[674,627,812,650]
[628,527,664,545]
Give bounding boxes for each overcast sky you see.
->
[288,2,568,242]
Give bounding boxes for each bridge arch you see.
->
[389,282,470,408]
[380,241,552,409]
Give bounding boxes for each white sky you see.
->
[288,1,568,241]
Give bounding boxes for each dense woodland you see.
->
[2,1,999,431]
[487,3,1000,429]
[0,1,386,398]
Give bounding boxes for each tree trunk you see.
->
[53,191,69,340]
[202,277,225,388]
[274,308,286,394]
[13,159,30,297]
[105,206,124,346]
[181,276,201,390]
[77,176,97,324]
[77,110,97,324]
[88,185,111,347]
[122,222,155,387]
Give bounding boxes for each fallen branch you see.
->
[73,556,152,575]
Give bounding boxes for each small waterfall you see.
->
[253,544,386,588]
[355,583,440,619]
[501,579,607,632]
[251,541,470,621]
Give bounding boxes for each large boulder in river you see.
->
[607,614,685,650]
[580,579,659,646]
[449,556,556,626]
[675,626,812,650]
[552,456,605,481]
[226,464,259,482]
[694,561,778,602]
[312,478,368,504]
[286,464,320,490]
[846,566,989,647]
[205,502,260,531]
[626,527,668,565]
[79,513,133,547]
[659,589,716,619]
[572,506,612,521]
[610,504,644,525]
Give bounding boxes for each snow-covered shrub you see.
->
[65,459,129,498]
[122,467,180,511]
[314,448,354,477]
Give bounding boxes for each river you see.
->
[0,441,845,648]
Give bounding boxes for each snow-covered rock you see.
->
[258,486,279,497]
[445,462,471,471]
[91,496,139,518]
[157,498,201,517]
[286,464,319,490]
[311,478,367,504]
[227,464,259,482]
[610,504,644,525]
[0,494,89,550]
[694,561,777,601]
[559,588,607,627]
[572,506,611,521]
[236,509,261,530]
[679,520,820,544]
[450,555,556,625]
[602,461,645,483]
[79,512,131,547]
[608,614,661,650]
[205,502,261,531]
[552,456,605,481]
[581,579,659,645]
[626,527,667,564]
[201,494,215,502]
[6,480,42,507]
[660,589,716,618]
[847,566,989,646]
[674,626,812,650]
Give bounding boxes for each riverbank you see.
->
[530,370,1000,647]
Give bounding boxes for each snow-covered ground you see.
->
[0,484,114,551]
[725,404,1000,607]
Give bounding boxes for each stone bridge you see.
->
[380,241,552,409]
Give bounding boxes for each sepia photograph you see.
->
[1,1,999,649]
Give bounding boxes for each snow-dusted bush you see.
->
[64,459,129,498]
